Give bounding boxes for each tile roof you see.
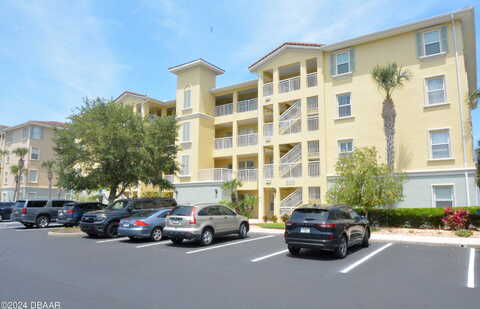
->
[248,42,323,70]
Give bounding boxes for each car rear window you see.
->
[134,210,158,218]
[27,200,48,208]
[291,209,329,221]
[15,201,26,208]
[171,206,193,216]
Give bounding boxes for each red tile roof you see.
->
[248,42,324,70]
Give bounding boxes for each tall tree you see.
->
[41,160,56,200]
[327,147,405,217]
[10,165,20,201]
[371,63,411,169]
[12,147,28,199]
[54,98,145,202]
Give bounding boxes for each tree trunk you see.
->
[382,98,396,169]
[13,176,18,201]
[108,185,118,203]
[48,172,53,200]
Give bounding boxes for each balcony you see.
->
[238,169,257,182]
[264,164,274,179]
[307,72,317,87]
[279,76,300,93]
[280,163,302,178]
[215,103,233,116]
[263,82,273,96]
[238,133,258,147]
[264,123,273,137]
[279,118,301,135]
[214,136,233,149]
[237,98,258,113]
[308,161,320,177]
[198,168,232,182]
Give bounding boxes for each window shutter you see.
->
[416,32,424,57]
[330,54,336,76]
[440,26,448,53]
[349,48,355,72]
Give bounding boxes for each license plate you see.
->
[300,227,310,233]
[122,223,130,227]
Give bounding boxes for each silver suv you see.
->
[164,204,249,246]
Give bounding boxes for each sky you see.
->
[1,0,480,141]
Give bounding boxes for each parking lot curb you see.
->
[371,233,480,246]
[250,227,284,234]
[48,231,87,237]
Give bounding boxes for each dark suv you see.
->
[284,205,370,258]
[57,202,106,227]
[0,202,15,221]
[11,199,75,228]
[79,198,177,238]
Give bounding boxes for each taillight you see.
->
[315,223,336,229]
[65,209,75,214]
[189,207,197,225]
[285,221,294,228]
[134,220,149,226]
[21,208,27,215]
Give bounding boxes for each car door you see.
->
[338,209,357,243]
[349,209,365,241]
[50,200,66,220]
[197,206,218,232]
[219,206,238,232]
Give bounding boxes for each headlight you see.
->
[95,214,107,222]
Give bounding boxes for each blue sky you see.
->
[1,0,479,142]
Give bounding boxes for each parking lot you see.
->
[0,221,478,309]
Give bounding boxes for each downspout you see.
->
[451,13,471,206]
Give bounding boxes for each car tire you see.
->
[238,223,248,239]
[128,236,136,241]
[288,246,301,256]
[36,216,50,228]
[86,233,97,238]
[151,227,163,242]
[362,228,370,248]
[23,223,34,229]
[104,222,118,238]
[171,238,183,245]
[334,235,348,259]
[200,228,214,246]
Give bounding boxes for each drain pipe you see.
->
[451,13,471,206]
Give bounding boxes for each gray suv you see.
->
[164,204,249,246]
[11,199,75,228]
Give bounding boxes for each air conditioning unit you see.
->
[265,180,271,184]
[265,137,271,143]
[265,98,271,103]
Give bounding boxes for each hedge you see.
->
[353,207,480,229]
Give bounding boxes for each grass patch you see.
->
[51,226,82,233]
[454,229,473,238]
[256,223,285,229]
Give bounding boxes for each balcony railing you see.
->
[214,136,233,149]
[264,123,273,137]
[280,163,302,178]
[238,169,257,182]
[263,82,273,96]
[308,161,320,177]
[215,103,233,116]
[238,133,258,147]
[198,168,232,182]
[165,175,174,184]
[237,98,258,113]
[279,118,301,135]
[279,76,300,93]
[307,72,317,87]
[307,115,319,131]
[264,164,274,179]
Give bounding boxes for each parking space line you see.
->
[185,235,275,254]
[340,243,393,274]
[96,237,130,243]
[467,248,475,288]
[16,227,61,231]
[136,240,169,248]
[251,249,289,263]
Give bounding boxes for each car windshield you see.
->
[291,209,329,221]
[171,206,193,216]
[106,200,129,210]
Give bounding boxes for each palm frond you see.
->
[371,62,411,99]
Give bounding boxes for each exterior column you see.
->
[232,121,238,181]
[257,102,265,220]
[273,68,279,96]
[300,60,307,89]
[274,187,281,219]
[233,91,238,112]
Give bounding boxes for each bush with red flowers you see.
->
[441,207,470,230]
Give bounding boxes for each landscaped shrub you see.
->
[262,215,269,222]
[271,215,278,223]
[455,229,473,237]
[442,207,469,230]
[281,214,290,223]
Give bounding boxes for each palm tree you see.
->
[371,63,411,169]
[41,160,56,200]
[468,89,480,108]
[10,165,20,201]
[221,179,243,202]
[12,148,29,199]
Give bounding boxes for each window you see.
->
[29,170,38,183]
[22,127,29,139]
[336,51,350,75]
[219,206,236,216]
[180,155,190,176]
[338,140,353,157]
[239,160,254,170]
[181,122,191,142]
[184,88,192,109]
[308,140,319,155]
[425,76,446,105]
[30,127,43,139]
[307,96,318,113]
[432,185,454,208]
[4,172,8,185]
[430,130,451,159]
[31,148,40,160]
[423,30,441,56]
[309,187,321,201]
[307,115,319,131]
[337,93,352,118]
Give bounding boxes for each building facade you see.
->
[0,121,68,201]
[116,7,478,219]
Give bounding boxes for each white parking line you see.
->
[16,227,61,231]
[136,240,169,248]
[340,243,393,274]
[185,235,275,254]
[251,249,289,263]
[467,248,475,288]
[96,237,130,243]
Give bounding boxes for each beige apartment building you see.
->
[0,121,67,201]
[116,7,478,219]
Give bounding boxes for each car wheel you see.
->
[334,235,348,259]
[200,228,214,246]
[171,238,183,245]
[151,227,163,241]
[104,222,118,238]
[238,223,248,239]
[362,228,370,248]
[23,223,34,229]
[86,233,96,238]
[288,245,301,256]
[128,236,136,241]
[36,216,50,228]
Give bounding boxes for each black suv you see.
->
[79,198,177,238]
[284,205,370,259]
[0,202,15,221]
[57,202,106,227]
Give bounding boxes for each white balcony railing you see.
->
[307,115,319,131]
[214,137,233,149]
[280,163,302,178]
[198,168,232,182]
[280,189,302,215]
[238,133,258,147]
[264,123,273,137]
[308,161,320,177]
[264,164,274,179]
[279,76,300,93]
[263,82,273,96]
[165,175,174,184]
[307,72,317,87]
[238,169,257,182]
[237,98,258,113]
[279,118,301,135]
[215,103,233,116]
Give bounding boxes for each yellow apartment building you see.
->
[115,7,478,219]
